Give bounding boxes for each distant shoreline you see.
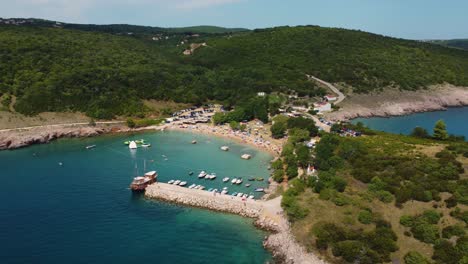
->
[325,85,468,121]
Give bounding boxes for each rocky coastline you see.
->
[326,85,468,121]
[0,125,119,150]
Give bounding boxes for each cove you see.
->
[351,107,468,139]
[0,130,273,263]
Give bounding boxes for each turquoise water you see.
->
[0,131,273,263]
[351,107,468,139]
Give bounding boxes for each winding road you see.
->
[306,75,346,104]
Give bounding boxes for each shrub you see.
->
[442,224,465,239]
[411,222,439,244]
[400,215,415,227]
[358,210,373,224]
[375,190,394,203]
[126,118,136,128]
[404,251,431,264]
[332,240,364,262]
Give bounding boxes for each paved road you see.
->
[305,113,331,132]
[306,75,346,104]
[0,121,124,133]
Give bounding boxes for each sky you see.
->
[1,0,467,40]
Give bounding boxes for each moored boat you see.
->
[198,171,207,178]
[254,188,264,192]
[245,183,251,187]
[168,180,175,184]
[174,180,181,185]
[256,177,264,181]
[223,177,230,182]
[141,143,151,148]
[129,141,138,149]
[86,145,96,149]
[220,146,229,151]
[188,184,196,189]
[231,178,237,184]
[179,181,187,187]
[130,171,158,192]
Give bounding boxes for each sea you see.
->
[0,130,274,264]
[351,107,468,139]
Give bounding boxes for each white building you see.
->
[313,102,332,112]
[324,95,337,101]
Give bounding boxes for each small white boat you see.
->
[198,171,207,178]
[179,181,187,187]
[231,178,237,184]
[223,177,230,182]
[223,187,228,190]
[195,185,201,189]
[221,146,229,151]
[141,144,151,148]
[86,145,96,149]
[248,195,255,199]
[221,190,228,195]
[192,140,197,144]
[237,193,243,197]
[174,180,181,185]
[241,154,251,160]
[129,141,137,149]
[204,174,211,179]
[210,173,216,180]
[254,188,264,192]
[236,178,243,185]
[188,184,196,189]
[168,180,175,184]
[242,194,248,198]
[199,186,205,190]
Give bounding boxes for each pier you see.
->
[145,182,327,264]
[145,183,264,218]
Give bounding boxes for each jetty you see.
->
[145,183,262,217]
[145,183,327,264]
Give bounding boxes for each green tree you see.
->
[411,127,430,138]
[433,120,448,140]
[126,118,136,128]
[271,121,287,138]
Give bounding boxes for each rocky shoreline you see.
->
[326,85,468,121]
[0,125,118,150]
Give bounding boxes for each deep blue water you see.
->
[352,107,468,138]
[0,131,273,263]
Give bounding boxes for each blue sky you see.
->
[1,0,467,39]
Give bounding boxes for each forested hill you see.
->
[1,23,468,119]
[427,39,468,51]
[190,26,468,93]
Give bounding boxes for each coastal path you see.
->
[0,121,125,133]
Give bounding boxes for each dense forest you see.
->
[1,22,468,118]
[428,39,468,51]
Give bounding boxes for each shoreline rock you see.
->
[0,125,115,150]
[326,85,468,121]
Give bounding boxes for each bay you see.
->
[351,107,468,139]
[0,130,273,263]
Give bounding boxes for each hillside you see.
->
[427,39,468,51]
[1,23,468,118]
[191,26,468,93]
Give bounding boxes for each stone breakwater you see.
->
[145,183,263,218]
[145,183,327,264]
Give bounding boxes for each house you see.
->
[313,102,332,112]
[257,92,266,97]
[324,95,337,101]
[183,50,192,56]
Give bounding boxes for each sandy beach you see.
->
[167,123,284,156]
